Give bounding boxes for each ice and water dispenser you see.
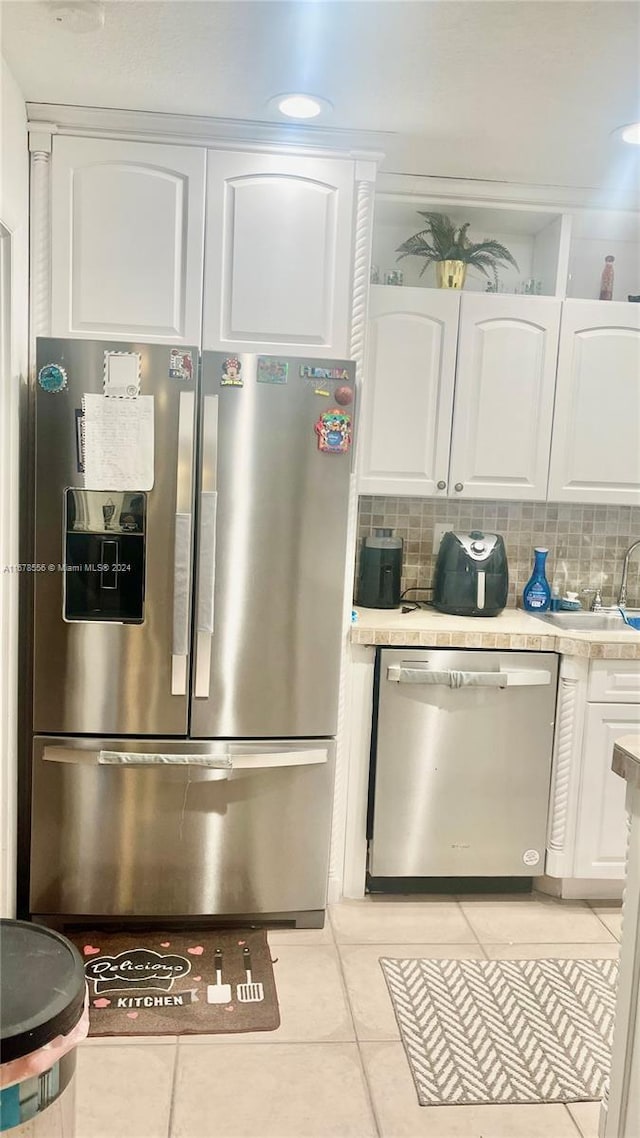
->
[64,490,146,622]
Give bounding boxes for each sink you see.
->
[533,611,640,633]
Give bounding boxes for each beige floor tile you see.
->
[484,942,619,960]
[590,903,623,941]
[566,1101,603,1137]
[330,898,476,945]
[361,1041,581,1137]
[171,1042,377,1137]
[267,922,333,945]
[339,943,485,1041]
[82,1033,178,1046]
[458,894,616,945]
[179,944,354,1044]
[75,1044,175,1138]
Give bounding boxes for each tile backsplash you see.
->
[356,497,640,608]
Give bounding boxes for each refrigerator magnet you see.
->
[103,351,141,398]
[334,384,354,406]
[169,349,194,381]
[314,408,352,454]
[221,358,243,386]
[257,358,288,384]
[38,363,68,393]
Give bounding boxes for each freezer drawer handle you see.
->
[42,746,328,772]
[386,665,552,688]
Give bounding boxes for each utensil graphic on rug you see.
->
[236,946,264,1003]
[207,948,232,1004]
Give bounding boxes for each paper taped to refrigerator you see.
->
[82,394,154,490]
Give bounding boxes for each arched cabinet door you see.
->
[202,151,354,356]
[548,300,640,504]
[448,294,562,501]
[51,137,206,342]
[358,287,459,496]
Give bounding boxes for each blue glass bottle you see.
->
[523,547,551,612]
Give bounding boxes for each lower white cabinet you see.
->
[547,657,640,885]
[573,703,638,879]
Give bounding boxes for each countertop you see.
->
[612,735,640,789]
[350,606,640,659]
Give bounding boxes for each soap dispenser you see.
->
[523,548,551,612]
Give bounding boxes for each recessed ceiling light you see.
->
[269,94,332,121]
[621,122,640,145]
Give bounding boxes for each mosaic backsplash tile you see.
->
[356,497,640,609]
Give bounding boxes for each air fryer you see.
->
[433,530,508,617]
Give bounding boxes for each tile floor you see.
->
[66,893,621,1138]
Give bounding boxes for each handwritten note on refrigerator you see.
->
[82,394,155,490]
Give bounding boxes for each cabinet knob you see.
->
[454,483,464,492]
[436,480,447,490]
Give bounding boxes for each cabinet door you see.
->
[573,702,639,879]
[358,287,459,496]
[203,151,354,356]
[548,300,640,504]
[448,295,561,501]
[51,137,206,343]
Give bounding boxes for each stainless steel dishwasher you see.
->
[368,648,558,884]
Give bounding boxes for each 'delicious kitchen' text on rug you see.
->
[67,928,279,1037]
[380,956,617,1106]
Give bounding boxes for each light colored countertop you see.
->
[350,606,640,659]
[613,735,640,789]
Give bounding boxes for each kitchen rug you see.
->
[380,957,617,1106]
[67,929,279,1037]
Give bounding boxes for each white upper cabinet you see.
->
[548,300,640,504]
[51,137,206,343]
[202,151,354,356]
[359,287,459,496]
[448,294,562,501]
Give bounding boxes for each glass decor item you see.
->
[384,270,403,286]
[522,547,551,612]
[370,264,380,284]
[599,255,615,301]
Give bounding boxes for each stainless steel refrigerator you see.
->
[27,339,356,927]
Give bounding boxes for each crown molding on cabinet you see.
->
[376,171,640,214]
[26,103,386,165]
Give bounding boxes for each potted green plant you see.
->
[396,211,519,289]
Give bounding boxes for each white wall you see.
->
[0,55,29,916]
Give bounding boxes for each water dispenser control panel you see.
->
[63,489,146,623]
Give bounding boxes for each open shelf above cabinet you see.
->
[372,197,568,297]
[373,195,640,303]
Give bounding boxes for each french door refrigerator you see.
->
[27,339,356,927]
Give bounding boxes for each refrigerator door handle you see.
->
[195,394,219,699]
[172,391,196,696]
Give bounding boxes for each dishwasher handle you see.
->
[386,665,552,688]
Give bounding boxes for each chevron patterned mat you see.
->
[380,957,617,1106]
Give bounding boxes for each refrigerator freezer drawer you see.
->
[369,648,558,879]
[30,736,335,918]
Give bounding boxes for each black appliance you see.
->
[356,528,403,609]
[433,530,508,617]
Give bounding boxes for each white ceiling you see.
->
[2,0,640,192]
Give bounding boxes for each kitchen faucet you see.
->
[617,539,640,608]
